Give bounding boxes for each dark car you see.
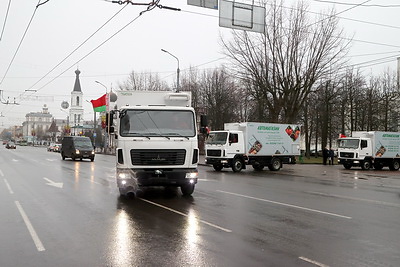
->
[6,142,16,149]
[61,136,95,161]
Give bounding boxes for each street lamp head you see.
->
[161,49,167,53]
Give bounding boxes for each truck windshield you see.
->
[338,139,359,149]
[205,132,228,145]
[120,109,195,137]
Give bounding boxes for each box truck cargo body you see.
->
[205,122,301,172]
[114,91,199,196]
[337,131,400,170]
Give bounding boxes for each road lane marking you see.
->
[299,256,329,267]
[306,191,400,208]
[139,198,232,233]
[217,190,352,219]
[3,179,14,194]
[43,177,63,188]
[15,201,46,252]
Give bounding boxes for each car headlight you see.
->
[91,150,95,155]
[75,149,80,154]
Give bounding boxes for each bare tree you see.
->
[221,0,350,123]
[118,70,170,91]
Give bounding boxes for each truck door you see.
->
[359,139,372,158]
[226,133,243,156]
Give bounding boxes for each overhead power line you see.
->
[0,0,12,42]
[0,0,50,86]
[312,0,400,8]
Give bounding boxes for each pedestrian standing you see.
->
[329,148,335,165]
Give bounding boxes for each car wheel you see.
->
[232,158,243,172]
[213,164,223,171]
[268,158,281,171]
[90,157,94,162]
[181,184,195,196]
[61,153,65,160]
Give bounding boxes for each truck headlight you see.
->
[185,172,198,179]
[118,171,132,180]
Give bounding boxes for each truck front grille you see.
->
[131,149,186,165]
[340,152,354,158]
[207,149,222,157]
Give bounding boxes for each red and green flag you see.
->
[90,94,107,112]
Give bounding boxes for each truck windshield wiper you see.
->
[164,132,190,140]
[145,132,171,140]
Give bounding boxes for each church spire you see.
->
[73,69,82,92]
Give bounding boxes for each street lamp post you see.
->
[161,49,180,92]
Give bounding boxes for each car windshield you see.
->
[119,109,196,138]
[205,132,228,145]
[74,139,93,149]
[338,139,359,149]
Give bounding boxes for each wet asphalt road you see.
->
[1,146,400,267]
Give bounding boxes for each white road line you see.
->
[15,201,46,252]
[139,198,232,233]
[0,169,4,176]
[4,179,14,194]
[299,256,329,267]
[217,190,352,220]
[306,191,400,208]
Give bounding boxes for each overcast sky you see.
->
[0,0,399,129]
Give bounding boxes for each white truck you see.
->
[205,122,301,172]
[113,91,199,196]
[337,131,400,170]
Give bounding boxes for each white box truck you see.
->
[337,131,400,170]
[205,122,301,172]
[113,91,199,196]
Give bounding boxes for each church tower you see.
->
[70,69,84,135]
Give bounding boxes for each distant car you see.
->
[6,142,16,149]
[53,144,62,153]
[2,140,8,145]
[47,143,56,152]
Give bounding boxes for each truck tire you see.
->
[361,160,371,170]
[389,160,400,171]
[343,163,352,169]
[232,158,244,172]
[181,184,195,196]
[252,162,264,171]
[268,158,281,171]
[213,164,223,171]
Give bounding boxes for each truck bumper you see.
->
[116,168,198,189]
[205,157,232,167]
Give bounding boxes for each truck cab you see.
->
[205,130,246,171]
[338,137,373,170]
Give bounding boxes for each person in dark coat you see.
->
[329,148,335,165]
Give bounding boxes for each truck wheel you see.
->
[343,163,352,169]
[268,158,281,171]
[252,163,264,171]
[213,164,223,171]
[361,160,371,170]
[232,158,243,172]
[181,184,195,196]
[389,160,400,171]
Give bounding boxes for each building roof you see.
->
[73,69,82,92]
